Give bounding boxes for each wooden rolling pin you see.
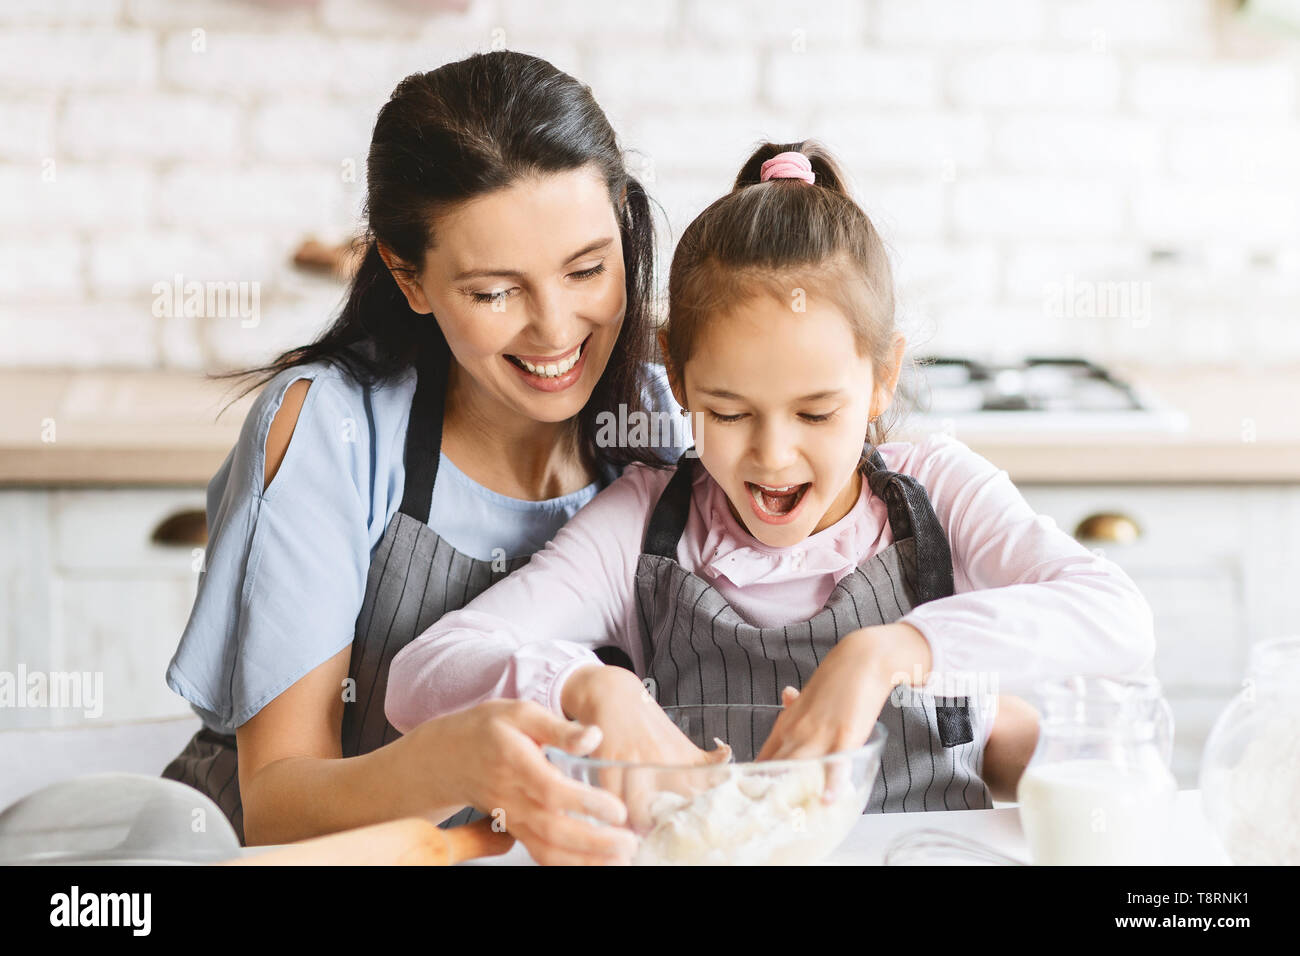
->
[223,817,515,866]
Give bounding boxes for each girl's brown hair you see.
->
[664,139,909,447]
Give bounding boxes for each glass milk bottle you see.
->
[1016,676,1177,865]
[1200,636,1300,865]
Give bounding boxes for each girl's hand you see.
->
[403,698,640,865]
[560,665,732,831]
[561,664,727,767]
[757,622,932,761]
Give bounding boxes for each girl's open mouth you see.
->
[745,481,811,524]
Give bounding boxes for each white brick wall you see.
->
[949,51,1123,109]
[876,0,1048,47]
[0,0,1298,371]
[0,164,154,228]
[61,93,240,160]
[683,0,869,47]
[1130,61,1297,116]
[0,1,123,28]
[953,177,1125,239]
[992,115,1161,174]
[0,30,157,90]
[1053,0,1217,54]
[767,51,940,108]
[587,48,761,109]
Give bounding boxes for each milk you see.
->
[1017,759,1176,865]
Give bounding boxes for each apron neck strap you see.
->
[642,449,697,558]
[398,345,449,524]
[864,445,955,604]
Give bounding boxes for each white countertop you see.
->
[464,790,1230,866]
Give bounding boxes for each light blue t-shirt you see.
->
[165,355,685,735]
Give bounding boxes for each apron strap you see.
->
[864,447,971,747]
[398,345,449,524]
[863,446,955,605]
[642,448,697,558]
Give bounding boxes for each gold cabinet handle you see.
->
[1074,512,1141,544]
[151,509,208,547]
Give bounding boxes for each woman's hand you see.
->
[400,698,640,865]
[757,622,932,761]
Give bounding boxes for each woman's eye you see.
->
[800,412,836,423]
[708,411,747,423]
[569,262,606,281]
[470,288,515,305]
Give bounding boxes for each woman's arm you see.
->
[236,645,450,844]
[896,434,1156,688]
[384,463,671,732]
[237,380,636,862]
[236,645,636,863]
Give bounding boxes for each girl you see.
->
[385,143,1155,814]
[160,52,684,865]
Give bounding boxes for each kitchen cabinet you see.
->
[0,489,203,729]
[1017,483,1300,788]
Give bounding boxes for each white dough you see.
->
[633,762,864,866]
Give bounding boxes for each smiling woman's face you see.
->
[383,165,626,425]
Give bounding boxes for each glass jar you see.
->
[1016,675,1177,865]
[1200,636,1300,866]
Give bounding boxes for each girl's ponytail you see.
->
[731,140,853,197]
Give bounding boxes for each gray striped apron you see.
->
[635,447,993,812]
[162,346,602,842]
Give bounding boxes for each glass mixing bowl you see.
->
[546,703,887,865]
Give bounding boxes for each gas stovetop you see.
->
[909,356,1187,433]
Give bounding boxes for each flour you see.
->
[1222,713,1300,865]
[633,760,864,866]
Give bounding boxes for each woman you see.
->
[162,52,684,865]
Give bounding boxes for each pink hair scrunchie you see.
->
[759,151,815,185]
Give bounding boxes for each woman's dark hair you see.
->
[665,139,911,447]
[220,51,662,470]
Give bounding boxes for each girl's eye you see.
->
[708,411,747,423]
[569,262,606,281]
[800,412,836,423]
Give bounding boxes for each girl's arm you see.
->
[896,434,1156,688]
[982,694,1040,801]
[383,463,672,733]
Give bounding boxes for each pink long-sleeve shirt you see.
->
[385,432,1156,732]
